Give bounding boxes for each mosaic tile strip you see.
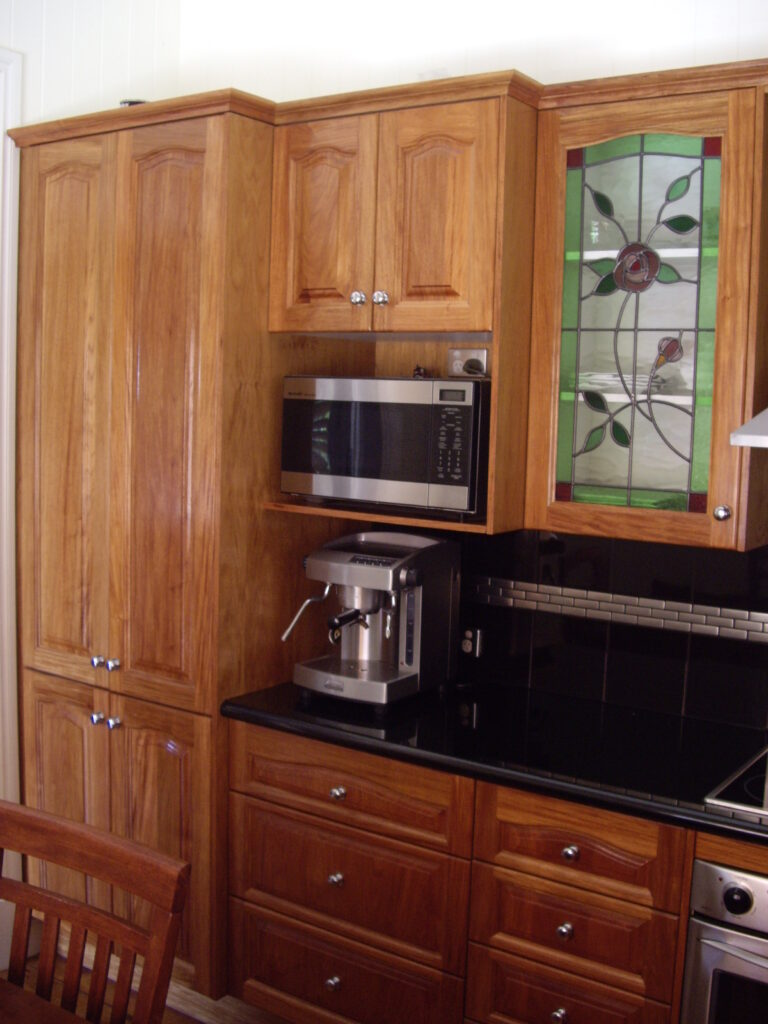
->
[467,576,768,644]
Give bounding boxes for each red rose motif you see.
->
[612,242,661,292]
[655,335,684,367]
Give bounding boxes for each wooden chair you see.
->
[0,799,190,1023]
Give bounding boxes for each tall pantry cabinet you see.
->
[11,96,342,996]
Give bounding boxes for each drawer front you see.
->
[469,862,677,1001]
[474,783,687,912]
[230,898,464,1024]
[229,793,469,974]
[229,722,474,856]
[466,943,670,1024]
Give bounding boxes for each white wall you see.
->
[1,0,768,125]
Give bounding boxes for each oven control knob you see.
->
[723,884,753,915]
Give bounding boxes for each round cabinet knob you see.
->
[90,712,105,726]
[329,786,347,802]
[105,658,121,672]
[327,872,345,887]
[556,921,574,941]
[561,844,580,863]
[551,1010,569,1024]
[713,505,732,521]
[107,716,122,730]
[372,290,389,305]
[324,976,341,992]
[349,290,367,306]
[723,884,753,916]
[90,655,105,669]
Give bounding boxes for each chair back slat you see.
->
[109,947,137,1024]
[0,799,190,1024]
[36,912,62,999]
[61,922,87,1012]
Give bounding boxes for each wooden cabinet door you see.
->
[374,99,499,331]
[269,115,378,332]
[16,136,115,684]
[21,671,111,909]
[109,120,220,712]
[108,693,211,990]
[525,90,757,548]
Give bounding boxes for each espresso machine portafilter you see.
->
[281,532,460,704]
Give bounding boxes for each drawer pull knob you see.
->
[556,921,574,941]
[90,655,105,669]
[90,711,105,726]
[327,872,345,887]
[551,1010,568,1024]
[329,786,347,801]
[349,291,367,306]
[561,844,580,862]
[324,975,341,991]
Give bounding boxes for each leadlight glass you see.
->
[556,134,721,512]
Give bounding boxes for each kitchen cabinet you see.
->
[525,75,768,549]
[227,722,474,1023]
[467,783,689,1023]
[269,99,499,333]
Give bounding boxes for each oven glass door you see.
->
[683,918,768,1022]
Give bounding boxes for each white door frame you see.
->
[0,44,22,969]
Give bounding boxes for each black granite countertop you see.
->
[221,679,768,844]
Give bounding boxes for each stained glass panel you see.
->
[555,133,721,512]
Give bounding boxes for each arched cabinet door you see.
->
[525,87,766,550]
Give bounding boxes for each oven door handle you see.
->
[701,936,768,972]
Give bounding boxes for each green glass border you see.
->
[585,135,642,164]
[644,134,703,156]
[557,331,578,482]
[691,330,715,493]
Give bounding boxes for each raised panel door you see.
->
[16,136,115,684]
[374,99,499,331]
[21,670,111,909]
[269,115,378,331]
[110,120,219,711]
[108,693,211,990]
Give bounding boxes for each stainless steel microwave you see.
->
[280,376,490,519]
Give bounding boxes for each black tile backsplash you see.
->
[458,530,768,734]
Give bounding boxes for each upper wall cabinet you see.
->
[525,83,768,549]
[269,99,500,332]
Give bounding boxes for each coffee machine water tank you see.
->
[281,532,460,704]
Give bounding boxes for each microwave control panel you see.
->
[430,403,473,486]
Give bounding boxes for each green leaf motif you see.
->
[611,420,631,447]
[591,190,614,218]
[663,215,699,234]
[666,175,691,203]
[594,274,618,295]
[586,258,616,276]
[584,425,605,453]
[657,263,682,284]
[583,391,608,412]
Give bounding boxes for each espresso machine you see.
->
[281,532,460,704]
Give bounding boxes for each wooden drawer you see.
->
[229,792,469,974]
[466,942,670,1024]
[474,783,687,912]
[229,722,474,856]
[469,862,678,1001]
[229,898,464,1024]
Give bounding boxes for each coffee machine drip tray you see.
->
[294,656,419,705]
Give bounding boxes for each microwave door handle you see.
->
[700,937,768,972]
[281,583,332,642]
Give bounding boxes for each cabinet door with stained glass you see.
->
[527,90,756,548]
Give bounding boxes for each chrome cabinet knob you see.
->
[713,504,732,521]
[90,712,105,725]
[556,921,574,941]
[329,786,347,801]
[372,290,389,305]
[349,291,366,306]
[107,716,122,730]
[324,975,341,991]
[551,1010,568,1024]
[561,844,580,862]
[90,655,105,669]
[327,872,344,887]
[106,658,121,672]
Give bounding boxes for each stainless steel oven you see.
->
[681,859,768,1022]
